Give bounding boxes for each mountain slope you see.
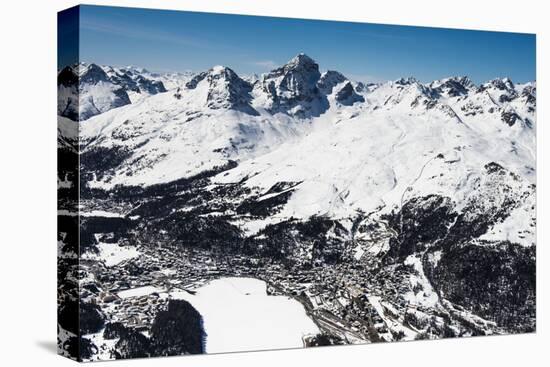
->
[79,55,535,221]
[65,54,536,344]
[57,63,177,121]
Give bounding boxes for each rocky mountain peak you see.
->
[57,66,79,120]
[256,53,324,114]
[316,71,364,105]
[184,65,256,114]
[334,81,364,105]
[317,70,348,94]
[184,71,208,90]
[479,78,520,104]
[105,67,167,96]
[521,84,536,105]
[60,56,536,128]
[394,77,420,86]
[186,66,244,88]
[265,53,321,87]
[284,53,318,71]
[80,63,109,84]
[206,66,256,114]
[208,65,243,82]
[483,77,515,92]
[430,76,477,97]
[57,66,78,87]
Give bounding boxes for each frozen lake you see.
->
[170,277,319,353]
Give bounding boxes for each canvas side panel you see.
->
[57,5,81,361]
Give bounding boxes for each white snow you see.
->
[83,242,140,267]
[79,81,126,118]
[367,295,417,340]
[78,58,535,240]
[169,277,319,353]
[86,329,119,362]
[57,209,125,218]
[479,192,536,246]
[118,285,163,299]
[403,255,439,308]
[353,244,365,260]
[81,210,125,217]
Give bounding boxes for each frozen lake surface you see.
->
[170,277,319,353]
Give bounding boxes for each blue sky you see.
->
[74,5,536,83]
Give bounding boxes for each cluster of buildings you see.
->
[77,237,427,344]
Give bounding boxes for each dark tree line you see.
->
[105,299,206,359]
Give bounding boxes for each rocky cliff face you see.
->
[186,66,257,114]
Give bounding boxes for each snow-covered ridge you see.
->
[65,53,536,239]
[57,62,191,121]
[59,54,535,124]
[76,53,535,182]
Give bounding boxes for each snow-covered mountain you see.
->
[57,63,189,121]
[78,54,535,220]
[58,54,536,351]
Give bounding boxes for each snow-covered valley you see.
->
[58,53,536,360]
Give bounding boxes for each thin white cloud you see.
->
[80,19,216,50]
[249,60,278,70]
